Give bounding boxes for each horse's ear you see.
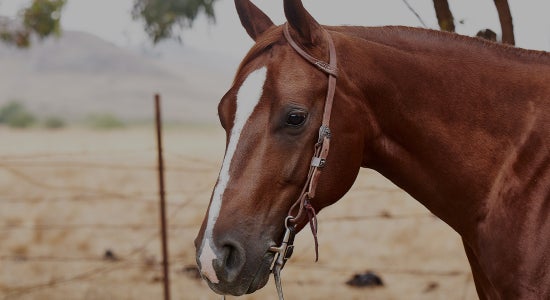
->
[284,0,324,47]
[235,0,275,41]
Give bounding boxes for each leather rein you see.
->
[268,23,338,300]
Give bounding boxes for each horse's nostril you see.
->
[218,240,246,282]
[224,244,238,269]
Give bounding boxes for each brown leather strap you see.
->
[283,24,338,77]
[283,23,338,261]
[304,199,319,262]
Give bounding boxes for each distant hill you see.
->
[0,31,236,124]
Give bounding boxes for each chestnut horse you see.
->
[195,0,550,298]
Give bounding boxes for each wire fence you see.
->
[0,143,191,298]
[0,136,474,300]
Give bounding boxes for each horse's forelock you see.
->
[234,26,284,84]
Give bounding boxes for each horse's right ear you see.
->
[235,0,275,41]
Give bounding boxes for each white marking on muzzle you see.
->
[198,67,268,283]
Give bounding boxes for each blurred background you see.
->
[0,0,548,299]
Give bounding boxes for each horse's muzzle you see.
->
[196,237,273,296]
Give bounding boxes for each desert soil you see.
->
[0,126,477,299]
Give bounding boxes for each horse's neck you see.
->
[339,27,550,239]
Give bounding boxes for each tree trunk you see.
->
[433,0,455,32]
[493,0,515,45]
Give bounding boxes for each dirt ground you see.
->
[0,126,477,299]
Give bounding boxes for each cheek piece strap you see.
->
[267,23,338,300]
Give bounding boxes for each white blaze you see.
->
[198,67,267,283]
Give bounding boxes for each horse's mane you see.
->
[334,25,550,65]
[236,24,550,80]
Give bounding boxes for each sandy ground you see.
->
[0,126,477,299]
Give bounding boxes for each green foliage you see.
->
[23,0,66,38]
[0,101,36,128]
[0,30,31,48]
[43,116,66,129]
[0,0,66,48]
[132,0,219,43]
[87,113,125,129]
[3,0,217,47]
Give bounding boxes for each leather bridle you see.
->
[268,23,338,300]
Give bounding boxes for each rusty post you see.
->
[155,94,171,300]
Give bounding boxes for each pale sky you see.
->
[1,0,549,58]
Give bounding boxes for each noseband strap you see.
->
[269,23,338,300]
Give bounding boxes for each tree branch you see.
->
[432,0,455,32]
[493,0,515,45]
[400,0,428,28]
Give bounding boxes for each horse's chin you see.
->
[246,265,271,294]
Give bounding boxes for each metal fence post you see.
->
[155,94,171,300]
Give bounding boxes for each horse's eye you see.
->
[286,112,307,127]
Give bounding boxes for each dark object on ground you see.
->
[424,281,440,293]
[181,265,202,280]
[346,271,384,288]
[103,249,118,261]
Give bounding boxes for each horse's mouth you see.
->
[245,252,275,294]
[204,251,274,296]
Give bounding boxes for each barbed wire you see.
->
[0,148,219,164]
[0,195,159,204]
[0,152,470,298]
[0,255,188,264]
[0,223,198,231]
[0,193,204,205]
[3,261,139,299]
[1,256,192,299]
[0,164,213,202]
[1,161,216,173]
[0,149,153,161]
[323,212,436,223]
[0,163,141,198]
[291,262,469,277]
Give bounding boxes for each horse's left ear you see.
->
[235,0,275,41]
[284,0,324,47]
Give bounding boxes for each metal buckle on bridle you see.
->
[311,125,331,168]
[269,216,296,300]
[318,125,332,143]
[311,157,326,168]
[269,217,297,271]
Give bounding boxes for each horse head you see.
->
[194,0,366,295]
